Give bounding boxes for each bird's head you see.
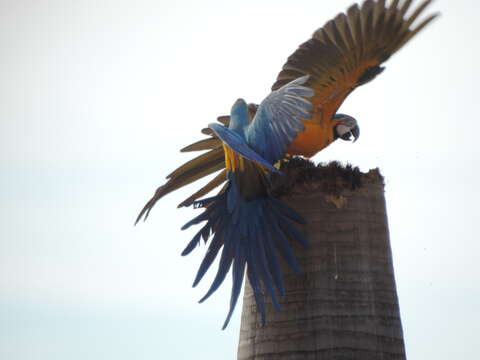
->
[333,113,360,142]
[229,98,249,134]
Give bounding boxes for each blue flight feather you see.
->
[222,248,247,329]
[265,211,302,273]
[192,230,225,287]
[182,181,307,328]
[253,231,281,310]
[209,123,280,173]
[279,219,309,248]
[179,76,313,328]
[262,223,286,295]
[246,261,266,326]
[198,230,235,303]
[269,197,306,224]
[181,228,203,256]
[246,75,314,164]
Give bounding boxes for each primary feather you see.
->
[246,75,314,163]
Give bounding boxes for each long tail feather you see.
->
[182,180,306,329]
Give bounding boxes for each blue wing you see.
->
[208,122,280,173]
[246,75,314,163]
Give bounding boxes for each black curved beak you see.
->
[340,124,360,142]
[333,114,360,143]
[351,124,360,142]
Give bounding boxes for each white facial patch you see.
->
[336,124,351,137]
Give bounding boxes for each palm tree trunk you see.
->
[237,161,406,360]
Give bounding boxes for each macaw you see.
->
[136,0,437,329]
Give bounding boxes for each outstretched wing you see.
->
[135,105,261,223]
[271,0,438,122]
[135,148,225,224]
[208,123,280,173]
[246,75,314,164]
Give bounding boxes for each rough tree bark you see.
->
[237,160,406,360]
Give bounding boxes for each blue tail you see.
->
[181,180,308,329]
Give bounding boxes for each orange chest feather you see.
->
[286,122,335,158]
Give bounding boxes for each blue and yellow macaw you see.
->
[137,0,437,329]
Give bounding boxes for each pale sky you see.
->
[1,0,478,359]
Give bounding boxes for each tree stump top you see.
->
[271,158,384,208]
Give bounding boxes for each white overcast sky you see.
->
[1,0,478,359]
